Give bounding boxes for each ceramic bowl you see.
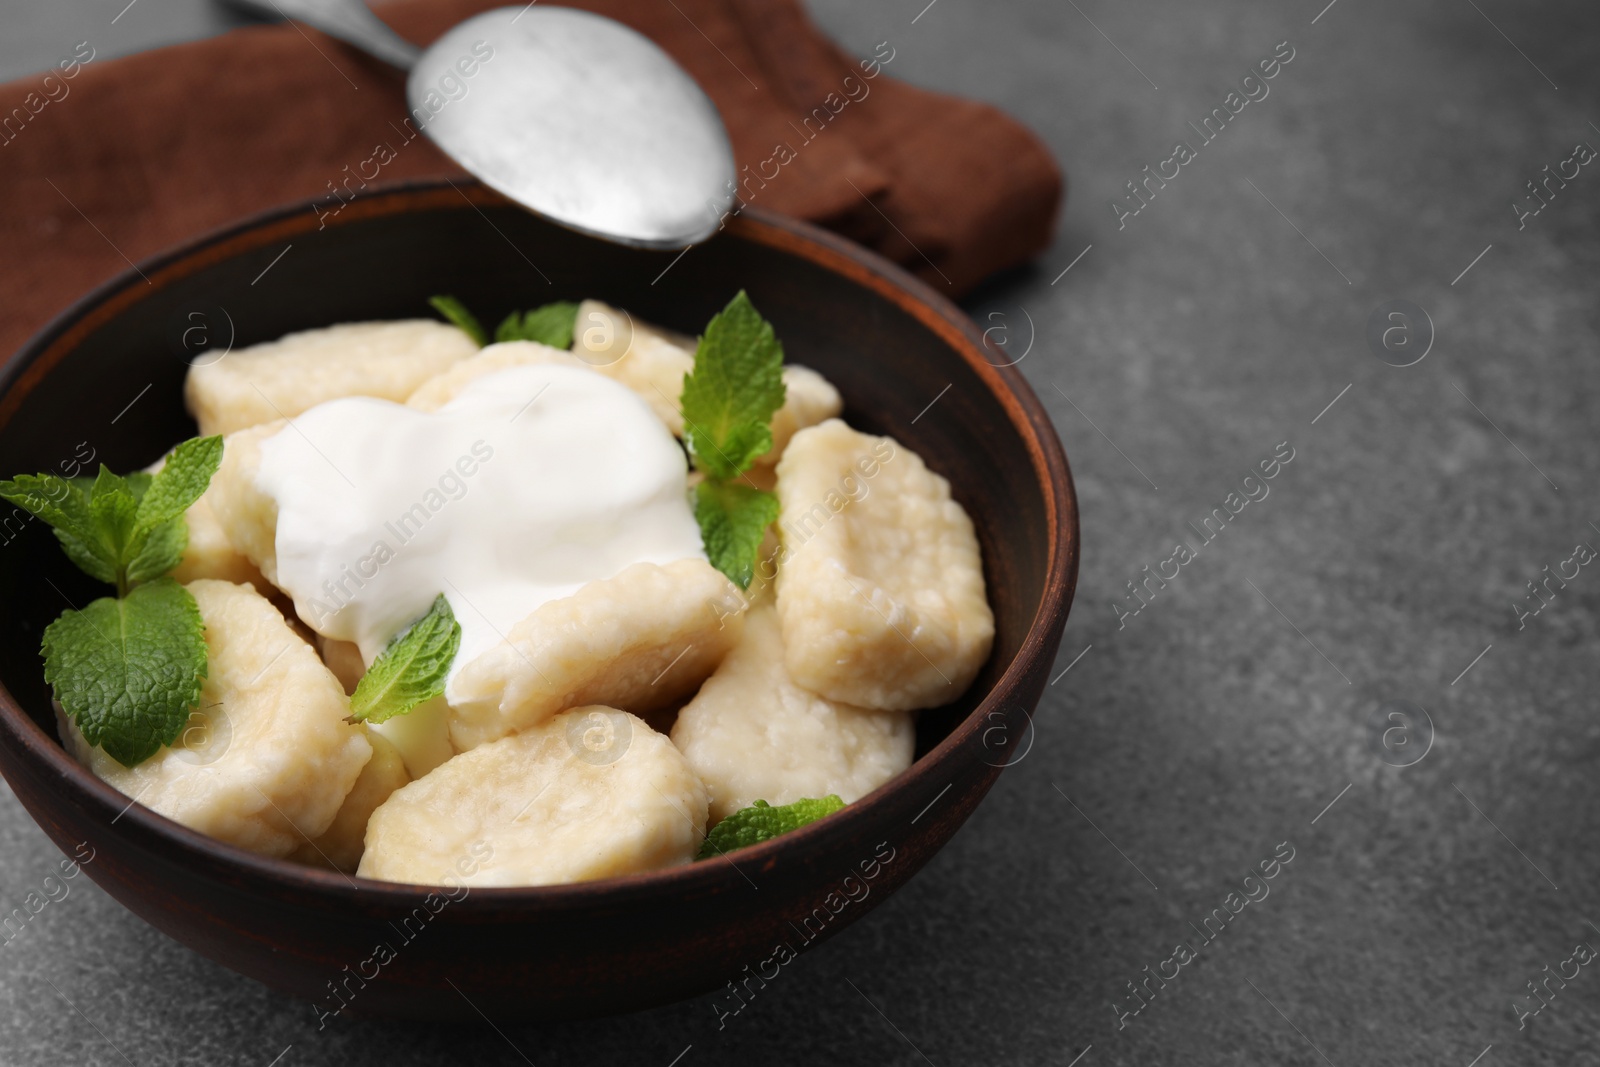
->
[0,181,1077,1020]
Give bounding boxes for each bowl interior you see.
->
[0,183,1065,868]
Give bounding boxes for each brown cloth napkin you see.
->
[0,0,1062,361]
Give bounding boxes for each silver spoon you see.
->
[223,0,736,248]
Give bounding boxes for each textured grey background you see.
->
[2,1,1599,1065]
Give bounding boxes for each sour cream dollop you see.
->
[256,364,705,698]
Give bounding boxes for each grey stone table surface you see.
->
[2,1,1598,1064]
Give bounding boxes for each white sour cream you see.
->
[256,364,705,702]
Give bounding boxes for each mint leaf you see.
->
[0,473,93,540]
[429,295,488,347]
[14,438,225,768]
[43,578,207,767]
[87,467,139,588]
[126,518,188,585]
[349,595,460,724]
[56,531,120,587]
[135,435,221,532]
[0,474,115,584]
[5,439,222,594]
[124,436,219,580]
[698,796,844,860]
[680,291,786,481]
[495,301,579,348]
[695,480,778,589]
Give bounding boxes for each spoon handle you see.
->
[217,0,421,70]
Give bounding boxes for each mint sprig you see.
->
[428,289,789,590]
[694,480,780,591]
[495,301,578,348]
[429,295,488,347]
[680,291,786,589]
[698,796,844,860]
[0,472,117,585]
[42,579,206,767]
[0,435,223,767]
[348,595,460,724]
[680,291,786,482]
[429,294,580,350]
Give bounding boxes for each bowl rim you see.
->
[0,179,1079,909]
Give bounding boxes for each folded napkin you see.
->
[0,0,1062,361]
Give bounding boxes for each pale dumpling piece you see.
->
[206,421,285,584]
[288,727,409,873]
[763,365,842,467]
[60,580,371,857]
[775,420,993,711]
[315,638,455,779]
[573,299,697,433]
[170,490,268,590]
[359,707,707,887]
[573,299,842,461]
[369,695,456,780]
[185,320,478,436]
[318,636,366,695]
[405,340,587,411]
[672,606,914,822]
[447,559,747,751]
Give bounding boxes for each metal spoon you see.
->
[223,0,736,248]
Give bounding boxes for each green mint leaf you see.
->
[494,314,520,345]
[698,796,844,860]
[5,442,220,592]
[55,530,120,586]
[0,473,115,584]
[16,441,224,769]
[349,595,461,724]
[495,301,579,348]
[135,435,221,532]
[43,578,207,768]
[126,518,188,584]
[124,436,220,579]
[0,473,93,538]
[694,480,778,589]
[429,295,488,347]
[119,471,155,510]
[87,466,139,586]
[680,291,786,480]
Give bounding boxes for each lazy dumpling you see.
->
[446,559,747,751]
[573,299,841,463]
[185,320,477,436]
[60,580,372,858]
[287,726,409,873]
[774,420,993,711]
[405,340,587,411]
[671,605,914,822]
[359,707,706,886]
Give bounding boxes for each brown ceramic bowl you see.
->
[0,181,1077,1021]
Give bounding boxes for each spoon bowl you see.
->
[410,7,736,248]
[224,0,736,247]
